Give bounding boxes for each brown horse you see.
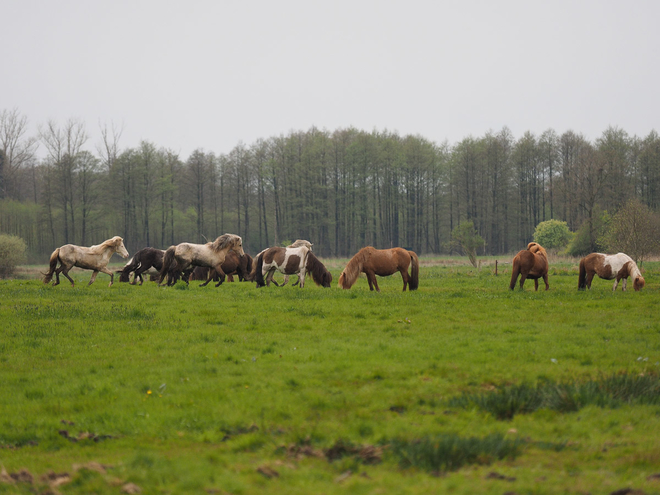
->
[578,252,645,291]
[188,252,254,283]
[509,242,549,291]
[158,234,244,287]
[338,246,419,292]
[43,236,129,287]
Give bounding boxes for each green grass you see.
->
[1,259,660,494]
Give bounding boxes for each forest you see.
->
[1,108,660,262]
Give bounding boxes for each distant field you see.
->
[1,259,659,494]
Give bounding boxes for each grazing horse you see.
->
[578,252,645,291]
[43,236,129,287]
[338,246,419,292]
[251,245,332,288]
[188,252,254,283]
[117,247,165,285]
[278,239,313,286]
[158,234,244,287]
[509,242,549,291]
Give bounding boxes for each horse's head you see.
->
[117,270,131,282]
[634,276,645,291]
[322,270,333,288]
[110,236,129,258]
[338,271,348,289]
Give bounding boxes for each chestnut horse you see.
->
[117,247,165,285]
[578,252,645,291]
[338,246,419,292]
[158,234,244,287]
[43,236,129,287]
[509,242,549,291]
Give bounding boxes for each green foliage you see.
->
[565,210,611,256]
[532,219,572,251]
[450,221,485,267]
[602,198,660,262]
[0,234,26,278]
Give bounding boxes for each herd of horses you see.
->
[42,235,645,292]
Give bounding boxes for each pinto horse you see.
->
[251,245,332,288]
[158,234,244,287]
[117,247,165,285]
[509,242,549,291]
[338,246,419,292]
[43,236,129,287]
[578,252,645,291]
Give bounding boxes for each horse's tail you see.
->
[509,255,520,290]
[42,248,60,284]
[253,252,266,287]
[408,250,419,291]
[578,258,587,290]
[158,246,177,285]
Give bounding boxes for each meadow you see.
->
[1,258,660,494]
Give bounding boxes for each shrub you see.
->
[450,221,485,268]
[532,219,572,251]
[0,234,27,278]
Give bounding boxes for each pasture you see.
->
[1,258,660,494]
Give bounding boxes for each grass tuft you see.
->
[449,373,660,419]
[389,433,524,473]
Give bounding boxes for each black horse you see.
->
[116,247,165,285]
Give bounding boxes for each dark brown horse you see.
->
[158,234,244,287]
[338,246,419,292]
[188,252,254,283]
[509,242,549,291]
[117,247,165,285]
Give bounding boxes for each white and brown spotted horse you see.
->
[250,244,332,288]
[578,252,645,291]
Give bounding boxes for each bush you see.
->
[0,234,27,278]
[532,219,572,251]
[565,210,610,256]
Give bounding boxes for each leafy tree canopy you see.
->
[532,220,572,251]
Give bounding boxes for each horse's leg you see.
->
[265,268,276,287]
[53,264,63,286]
[366,271,375,291]
[98,267,115,287]
[59,263,75,287]
[280,275,289,287]
[519,272,528,290]
[88,270,100,286]
[400,268,409,291]
[212,266,226,287]
[299,270,306,288]
[534,279,539,291]
[543,274,549,291]
[586,272,595,289]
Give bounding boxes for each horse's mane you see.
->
[288,239,313,250]
[306,252,332,287]
[211,234,239,252]
[89,236,123,254]
[527,242,547,258]
[339,247,370,289]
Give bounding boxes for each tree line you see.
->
[1,108,659,262]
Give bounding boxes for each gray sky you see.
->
[3,0,659,158]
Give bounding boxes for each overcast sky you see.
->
[3,0,659,159]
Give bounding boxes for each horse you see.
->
[117,247,165,285]
[43,236,129,287]
[509,242,549,291]
[277,239,313,286]
[251,245,332,288]
[338,246,419,292]
[157,234,244,287]
[578,252,645,291]
[188,252,254,283]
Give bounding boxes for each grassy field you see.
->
[1,258,660,494]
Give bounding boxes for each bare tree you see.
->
[39,119,88,243]
[604,199,660,263]
[0,109,38,199]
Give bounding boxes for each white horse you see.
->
[43,236,129,287]
[578,252,645,291]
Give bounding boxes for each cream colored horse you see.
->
[43,236,129,287]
